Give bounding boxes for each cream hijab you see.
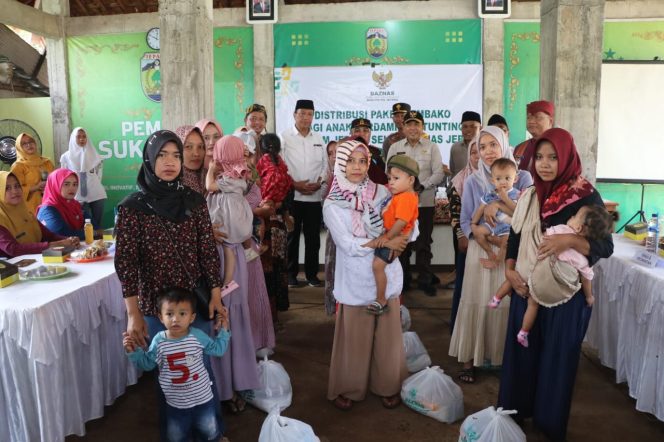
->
[0,172,42,244]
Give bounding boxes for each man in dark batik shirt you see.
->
[381,102,411,161]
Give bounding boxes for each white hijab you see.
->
[63,127,102,172]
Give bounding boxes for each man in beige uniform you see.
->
[386,111,446,296]
[382,102,410,161]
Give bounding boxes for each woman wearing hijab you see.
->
[59,128,107,229]
[498,128,613,441]
[0,171,78,257]
[115,129,224,341]
[36,169,86,239]
[448,126,533,384]
[447,136,480,332]
[195,118,224,172]
[175,125,206,195]
[324,139,408,411]
[10,133,55,214]
[114,130,226,438]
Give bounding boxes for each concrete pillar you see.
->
[540,0,606,183]
[253,23,275,131]
[42,0,71,162]
[482,17,504,124]
[159,0,214,130]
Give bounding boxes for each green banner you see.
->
[503,21,541,148]
[275,19,481,67]
[603,20,664,61]
[67,28,253,226]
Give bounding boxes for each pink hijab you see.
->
[213,136,249,179]
[451,136,479,197]
[37,168,84,230]
[194,118,223,138]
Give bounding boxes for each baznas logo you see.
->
[366,27,388,59]
[141,52,161,102]
[372,70,393,89]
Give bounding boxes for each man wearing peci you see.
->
[513,100,554,170]
[386,110,446,296]
[281,99,328,288]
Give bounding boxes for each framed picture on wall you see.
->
[478,0,511,18]
[247,0,277,24]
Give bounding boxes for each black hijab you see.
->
[119,130,205,223]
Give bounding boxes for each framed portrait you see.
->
[247,0,277,24]
[478,0,511,18]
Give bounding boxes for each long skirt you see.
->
[448,240,510,366]
[323,233,336,316]
[245,239,275,351]
[210,243,261,401]
[327,297,408,401]
[498,291,592,441]
[261,213,289,315]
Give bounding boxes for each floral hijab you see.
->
[532,128,594,220]
[325,140,383,238]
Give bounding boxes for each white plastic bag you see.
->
[403,331,431,373]
[401,366,464,423]
[258,409,320,442]
[400,305,411,331]
[459,406,525,442]
[459,406,495,441]
[479,408,525,442]
[245,356,292,413]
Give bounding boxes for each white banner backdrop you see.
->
[274,64,483,163]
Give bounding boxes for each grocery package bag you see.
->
[479,408,525,442]
[400,305,411,331]
[403,331,431,373]
[459,406,525,442]
[401,366,464,423]
[258,409,320,442]
[245,356,292,413]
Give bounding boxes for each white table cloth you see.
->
[0,252,138,442]
[585,234,664,421]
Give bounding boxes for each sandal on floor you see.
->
[366,301,389,315]
[225,395,246,414]
[333,395,353,411]
[458,367,476,384]
[381,395,401,409]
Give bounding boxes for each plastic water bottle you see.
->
[645,213,659,254]
[84,218,94,245]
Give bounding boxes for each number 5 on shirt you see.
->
[167,352,190,384]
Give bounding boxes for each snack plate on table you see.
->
[68,253,109,263]
[68,240,111,263]
[19,265,71,281]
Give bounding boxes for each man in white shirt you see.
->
[280,99,328,288]
[386,110,446,296]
